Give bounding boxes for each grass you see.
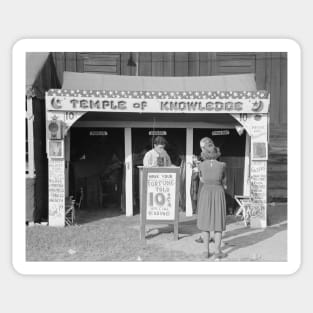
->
[26,210,204,262]
[26,206,287,262]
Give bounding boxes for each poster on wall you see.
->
[48,140,64,158]
[252,141,268,160]
[48,159,65,226]
[231,113,268,141]
[249,161,267,227]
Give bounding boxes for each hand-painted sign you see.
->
[46,89,270,114]
[212,130,230,136]
[149,131,167,136]
[140,167,180,241]
[231,113,268,140]
[250,161,267,227]
[89,131,108,136]
[146,171,177,220]
[48,159,65,226]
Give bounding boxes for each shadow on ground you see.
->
[145,213,287,261]
[76,208,130,224]
[146,215,241,239]
[223,222,287,257]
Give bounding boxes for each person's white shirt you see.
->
[143,148,172,167]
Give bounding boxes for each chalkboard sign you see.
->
[139,167,180,241]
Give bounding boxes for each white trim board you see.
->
[73,121,237,129]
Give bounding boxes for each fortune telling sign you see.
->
[146,171,177,220]
[140,167,180,240]
[46,89,270,114]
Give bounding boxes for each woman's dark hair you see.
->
[153,136,167,146]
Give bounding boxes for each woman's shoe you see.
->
[213,252,228,259]
[195,237,204,243]
[195,237,214,244]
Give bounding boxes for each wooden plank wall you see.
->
[52,52,287,202]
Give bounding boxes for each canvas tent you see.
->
[26,53,60,222]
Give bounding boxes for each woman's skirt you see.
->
[196,184,226,232]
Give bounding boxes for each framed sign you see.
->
[48,140,64,158]
[140,167,180,241]
[252,141,268,160]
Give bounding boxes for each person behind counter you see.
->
[143,136,172,167]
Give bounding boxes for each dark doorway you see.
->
[193,128,246,214]
[70,128,124,211]
[132,128,186,213]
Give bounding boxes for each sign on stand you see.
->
[139,167,180,241]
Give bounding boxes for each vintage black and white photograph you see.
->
[14,39,299,274]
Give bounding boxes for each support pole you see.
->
[243,132,250,196]
[125,128,133,216]
[186,128,193,217]
[26,97,35,178]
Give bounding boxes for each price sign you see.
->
[146,172,176,220]
[140,167,180,240]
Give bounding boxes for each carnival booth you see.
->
[45,72,269,228]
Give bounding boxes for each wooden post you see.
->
[26,97,35,178]
[243,132,250,196]
[174,221,179,240]
[139,167,146,242]
[124,128,133,216]
[185,128,193,216]
[64,130,70,197]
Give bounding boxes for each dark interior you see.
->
[132,128,186,212]
[193,128,246,214]
[70,127,124,211]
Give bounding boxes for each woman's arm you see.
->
[222,163,227,189]
[198,162,204,183]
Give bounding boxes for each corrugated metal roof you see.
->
[62,71,257,92]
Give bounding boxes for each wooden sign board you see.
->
[140,167,180,241]
[250,161,267,228]
[48,159,65,226]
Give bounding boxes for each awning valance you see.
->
[62,72,257,92]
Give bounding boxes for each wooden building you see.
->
[26,52,287,224]
[51,52,287,202]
